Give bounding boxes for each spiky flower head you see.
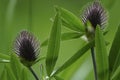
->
[82,1,108,29]
[14,30,40,67]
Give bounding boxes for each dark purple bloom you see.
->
[82,1,108,29]
[14,30,40,63]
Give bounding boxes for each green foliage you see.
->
[20,67,29,80]
[54,76,64,80]
[109,25,120,74]
[0,67,7,80]
[95,27,109,80]
[10,54,23,80]
[55,6,85,32]
[0,53,10,63]
[112,66,120,80]
[5,65,16,80]
[0,53,10,60]
[0,0,120,80]
[41,32,84,47]
[51,40,94,77]
[46,11,61,76]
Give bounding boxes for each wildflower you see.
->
[82,1,107,29]
[14,30,40,66]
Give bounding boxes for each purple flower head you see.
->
[82,1,108,29]
[14,30,40,63]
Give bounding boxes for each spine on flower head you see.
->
[81,1,108,41]
[81,1,108,30]
[14,30,40,67]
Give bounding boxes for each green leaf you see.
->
[61,32,84,40]
[41,39,48,47]
[34,56,46,64]
[5,65,16,80]
[54,76,64,80]
[41,32,84,47]
[20,67,29,80]
[112,49,120,74]
[46,12,61,76]
[111,65,120,80]
[51,40,94,76]
[55,6,85,32]
[0,68,7,80]
[0,53,10,60]
[109,25,120,73]
[10,54,23,80]
[95,27,109,80]
[0,53,10,63]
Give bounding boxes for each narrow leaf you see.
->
[54,76,64,80]
[95,27,109,80]
[20,67,29,80]
[41,32,84,47]
[51,40,94,76]
[5,65,16,80]
[0,68,7,80]
[0,53,10,60]
[46,12,61,76]
[10,54,23,79]
[109,25,120,72]
[61,32,84,40]
[112,49,120,74]
[112,66,120,80]
[55,6,85,32]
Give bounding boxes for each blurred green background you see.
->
[0,0,120,80]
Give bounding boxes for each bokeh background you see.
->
[0,0,120,80]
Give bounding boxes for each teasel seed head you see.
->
[82,1,108,30]
[14,30,40,67]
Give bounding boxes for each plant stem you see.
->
[29,67,39,80]
[91,47,97,80]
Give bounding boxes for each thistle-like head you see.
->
[82,1,108,29]
[14,30,40,67]
[81,1,108,41]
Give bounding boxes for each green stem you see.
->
[29,67,39,80]
[91,47,97,80]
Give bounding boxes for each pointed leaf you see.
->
[51,40,94,76]
[95,27,109,80]
[46,12,61,76]
[41,32,84,47]
[55,6,84,32]
[109,25,120,72]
